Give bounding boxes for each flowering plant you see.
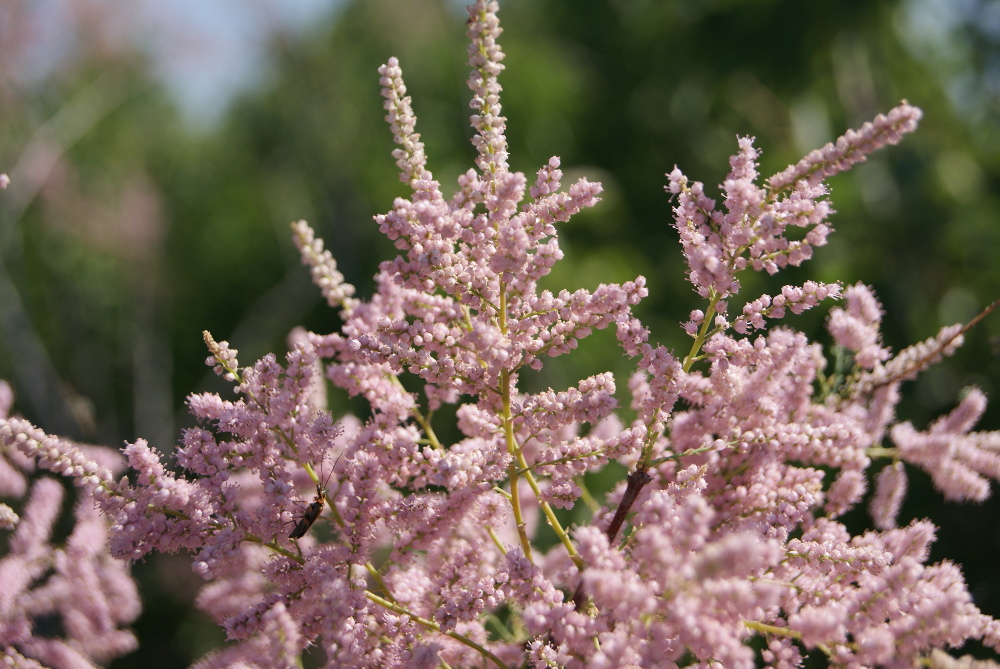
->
[3,2,1000,667]
[0,381,140,668]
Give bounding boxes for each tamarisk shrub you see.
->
[4,2,1000,667]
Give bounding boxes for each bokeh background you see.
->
[2,0,999,665]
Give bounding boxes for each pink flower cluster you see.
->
[0,383,140,668]
[3,2,1000,668]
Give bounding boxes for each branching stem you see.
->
[365,592,511,669]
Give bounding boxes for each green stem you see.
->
[390,374,444,451]
[516,456,585,571]
[497,277,535,563]
[648,443,716,467]
[486,526,507,554]
[866,446,898,459]
[744,619,838,656]
[243,534,304,562]
[365,563,396,603]
[683,291,720,374]
[743,620,802,639]
[365,591,510,669]
[502,367,534,562]
[635,289,723,472]
[516,449,604,474]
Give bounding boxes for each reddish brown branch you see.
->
[571,468,653,610]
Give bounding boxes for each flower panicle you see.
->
[291,220,357,312]
[0,416,113,491]
[769,101,923,191]
[890,388,1000,503]
[466,0,507,179]
[0,390,139,666]
[203,329,241,382]
[667,101,921,303]
[731,280,843,334]
[6,3,1000,668]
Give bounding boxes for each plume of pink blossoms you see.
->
[4,2,1000,668]
[0,382,140,669]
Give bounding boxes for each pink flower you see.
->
[870,461,908,529]
[891,388,1000,501]
[0,408,138,666]
[768,101,923,190]
[828,283,892,368]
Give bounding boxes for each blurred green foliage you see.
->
[2,0,999,665]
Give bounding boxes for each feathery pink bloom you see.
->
[769,101,923,190]
[0,401,138,666]
[870,460,908,529]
